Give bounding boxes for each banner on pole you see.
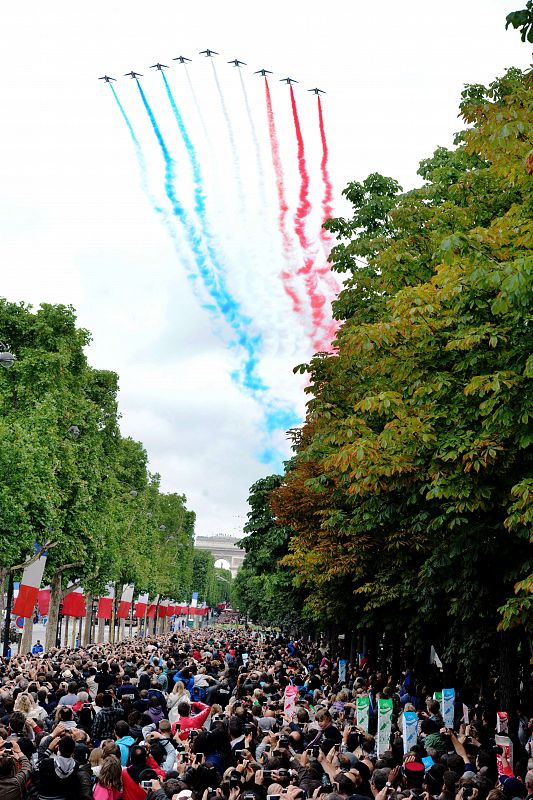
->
[377,698,393,755]
[402,711,418,753]
[12,548,48,618]
[442,688,455,728]
[356,696,370,732]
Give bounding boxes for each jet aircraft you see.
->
[98,75,116,82]
[173,55,192,63]
[280,77,298,84]
[150,63,169,71]
[124,71,143,79]
[199,49,218,57]
[254,68,272,76]
[308,87,325,94]
[228,59,246,67]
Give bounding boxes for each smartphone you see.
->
[235,749,244,759]
[177,752,187,763]
[312,745,320,758]
[268,796,281,800]
[195,753,204,764]
[4,742,13,750]
[333,744,340,753]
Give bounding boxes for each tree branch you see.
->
[10,542,59,573]
[61,579,83,600]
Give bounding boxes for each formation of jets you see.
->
[100,51,325,93]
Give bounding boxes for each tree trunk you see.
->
[0,567,7,620]
[97,617,105,644]
[83,595,92,647]
[499,629,519,712]
[20,617,34,654]
[45,573,62,652]
[63,616,69,648]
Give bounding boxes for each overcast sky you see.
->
[0,1,528,538]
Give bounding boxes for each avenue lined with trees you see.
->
[0,301,229,652]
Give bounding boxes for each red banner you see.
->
[97,597,113,619]
[116,600,132,619]
[134,602,147,618]
[166,604,175,617]
[62,591,86,618]
[38,589,51,616]
[146,603,157,618]
[157,604,167,618]
[12,585,39,618]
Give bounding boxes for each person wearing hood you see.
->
[115,720,135,766]
[37,732,82,800]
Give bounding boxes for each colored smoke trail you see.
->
[136,80,267,396]
[239,69,265,203]
[210,61,245,207]
[289,86,328,343]
[109,84,198,291]
[264,78,302,315]
[316,96,340,302]
[184,65,210,143]
[161,72,207,230]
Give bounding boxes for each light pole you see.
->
[1,344,16,657]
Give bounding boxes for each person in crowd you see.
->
[0,625,529,800]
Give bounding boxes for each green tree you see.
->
[233,474,304,630]
[273,67,532,698]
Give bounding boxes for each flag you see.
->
[190,591,198,608]
[146,595,159,618]
[62,587,86,618]
[97,584,115,619]
[117,584,134,618]
[38,589,51,617]
[157,599,168,618]
[134,592,149,618]
[12,549,48,618]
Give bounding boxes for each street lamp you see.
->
[1,344,16,655]
[0,343,15,369]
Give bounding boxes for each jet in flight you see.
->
[254,68,272,76]
[280,77,298,84]
[150,63,169,71]
[98,75,116,82]
[308,87,325,94]
[228,59,246,67]
[199,49,218,57]
[173,55,192,64]
[124,71,143,79]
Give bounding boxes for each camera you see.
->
[207,789,217,800]
[141,780,153,789]
[320,775,332,793]
[263,770,273,782]
[278,736,290,748]
[463,788,474,799]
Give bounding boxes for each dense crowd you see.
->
[0,629,531,800]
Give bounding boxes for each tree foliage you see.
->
[0,299,197,629]
[270,67,532,682]
[233,474,304,630]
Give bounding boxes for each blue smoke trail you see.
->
[135,79,266,394]
[108,84,206,298]
[210,61,245,211]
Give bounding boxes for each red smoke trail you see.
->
[317,95,340,296]
[289,85,327,342]
[264,78,302,315]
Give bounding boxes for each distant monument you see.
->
[195,535,245,578]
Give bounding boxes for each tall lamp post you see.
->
[1,343,16,657]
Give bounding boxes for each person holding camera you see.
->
[0,737,32,800]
